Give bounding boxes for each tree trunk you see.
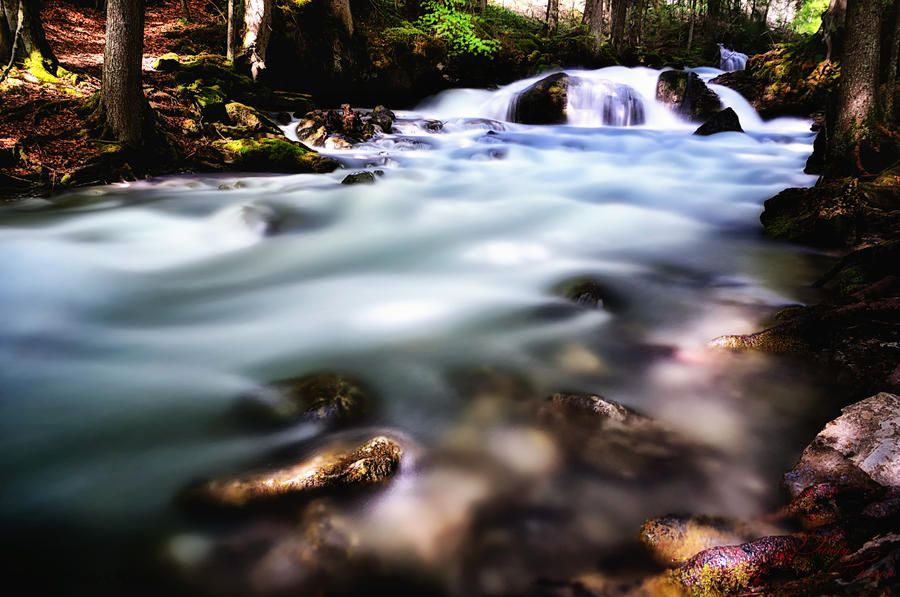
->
[545,0,558,35]
[611,0,627,51]
[884,1,899,119]
[833,0,883,149]
[583,0,603,44]
[686,0,695,50]
[101,0,146,147]
[180,0,190,21]
[242,0,271,81]
[331,0,353,36]
[822,0,847,62]
[226,0,234,61]
[1,0,57,68]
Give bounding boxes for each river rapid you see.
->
[1,66,827,594]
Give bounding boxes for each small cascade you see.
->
[718,44,748,71]
[567,78,646,126]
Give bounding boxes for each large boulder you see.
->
[511,73,570,125]
[224,102,279,134]
[784,393,900,526]
[187,436,402,508]
[693,107,743,136]
[655,70,723,122]
[212,138,338,173]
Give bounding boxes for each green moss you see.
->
[153,52,182,71]
[215,138,338,173]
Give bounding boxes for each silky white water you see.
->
[1,66,824,591]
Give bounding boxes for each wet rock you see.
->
[188,436,402,508]
[236,372,371,427]
[693,107,743,136]
[539,393,709,480]
[224,102,279,134]
[655,70,723,123]
[341,172,376,185]
[368,105,395,133]
[511,73,570,125]
[296,104,395,148]
[784,393,900,526]
[640,515,781,567]
[814,240,900,297]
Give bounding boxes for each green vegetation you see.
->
[792,0,830,35]
[417,0,499,57]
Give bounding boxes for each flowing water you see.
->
[1,66,826,594]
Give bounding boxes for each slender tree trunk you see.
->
[884,2,900,119]
[226,0,234,61]
[545,0,558,35]
[242,0,271,81]
[101,0,146,147]
[611,0,627,51]
[833,0,883,149]
[686,0,695,50]
[331,0,353,36]
[822,0,847,62]
[180,0,191,21]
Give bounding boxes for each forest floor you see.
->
[0,0,219,199]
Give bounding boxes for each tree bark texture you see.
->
[101,0,146,147]
[834,0,882,147]
[545,0,558,35]
[583,0,603,46]
[611,0,627,51]
[885,1,900,118]
[226,0,234,61]
[331,0,353,37]
[242,0,272,81]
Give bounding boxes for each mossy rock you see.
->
[180,79,227,119]
[511,72,569,125]
[341,172,376,185]
[213,138,338,173]
[656,70,723,123]
[153,52,182,72]
[225,102,279,133]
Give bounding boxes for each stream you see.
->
[0,66,828,594]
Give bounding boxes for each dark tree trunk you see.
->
[180,0,190,21]
[822,0,847,62]
[242,0,271,80]
[583,0,604,46]
[545,0,558,35]
[833,0,882,150]
[687,0,696,50]
[101,0,146,147]
[885,1,900,119]
[611,0,627,51]
[331,0,353,36]
[226,0,234,61]
[0,0,57,68]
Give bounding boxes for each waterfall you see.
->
[718,44,748,71]
[566,78,646,127]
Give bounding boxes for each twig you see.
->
[205,0,226,22]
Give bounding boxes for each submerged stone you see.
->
[188,436,402,508]
[237,372,371,427]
